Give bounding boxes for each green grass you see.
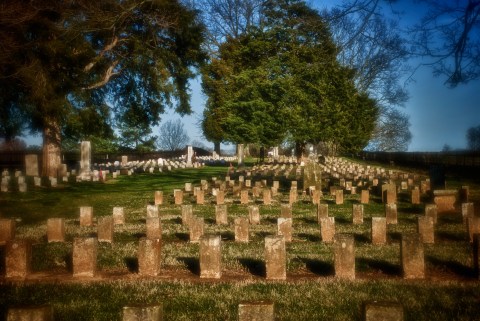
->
[1,164,479,320]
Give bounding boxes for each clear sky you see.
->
[24,0,480,152]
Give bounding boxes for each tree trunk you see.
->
[295,141,306,162]
[42,118,62,177]
[214,141,221,155]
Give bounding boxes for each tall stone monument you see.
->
[79,141,91,180]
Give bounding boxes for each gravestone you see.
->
[289,188,297,204]
[317,203,329,222]
[216,190,225,205]
[280,204,292,219]
[138,238,161,276]
[181,205,193,226]
[200,235,222,279]
[411,188,420,205]
[352,204,364,224]
[5,239,31,278]
[425,204,438,224]
[371,217,387,245]
[0,218,15,244]
[154,191,163,205]
[320,217,335,243]
[249,205,260,224]
[401,233,425,279]
[238,143,245,167]
[361,190,370,204]
[146,217,162,240]
[303,161,322,192]
[235,217,249,243]
[240,190,249,204]
[433,190,457,213]
[417,216,434,244]
[196,189,205,205]
[263,189,272,205]
[7,306,53,321]
[365,302,404,321]
[25,154,39,177]
[174,189,183,205]
[385,203,398,225]
[79,206,93,226]
[113,207,125,225]
[215,204,228,225]
[238,301,274,321]
[335,189,344,205]
[47,218,65,243]
[146,205,159,218]
[382,184,397,204]
[186,145,193,167]
[334,234,355,279]
[97,216,114,243]
[311,189,321,205]
[467,217,480,243]
[123,304,163,321]
[72,237,97,277]
[265,235,286,280]
[189,216,204,243]
[277,217,292,242]
[462,203,474,224]
[460,185,469,203]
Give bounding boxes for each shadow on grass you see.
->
[426,256,475,278]
[124,257,139,273]
[353,233,370,244]
[254,231,274,239]
[300,258,334,276]
[221,231,235,241]
[388,232,402,243]
[356,258,401,276]
[178,257,200,276]
[435,231,467,242]
[297,233,321,242]
[65,253,73,273]
[299,217,317,224]
[174,233,190,241]
[264,217,277,224]
[398,206,423,215]
[334,216,351,225]
[238,258,266,277]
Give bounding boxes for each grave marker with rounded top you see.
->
[265,235,286,280]
[47,218,65,243]
[72,237,97,277]
[334,234,355,279]
[123,304,163,321]
[200,235,222,279]
[6,239,31,279]
[401,233,425,279]
[138,238,161,276]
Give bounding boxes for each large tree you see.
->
[201,0,378,158]
[0,0,205,176]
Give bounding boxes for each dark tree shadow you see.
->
[300,258,334,276]
[356,258,401,276]
[0,245,5,275]
[238,258,266,277]
[178,257,200,275]
[124,257,139,273]
[426,256,475,278]
[64,253,73,273]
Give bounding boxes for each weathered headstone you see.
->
[97,216,114,243]
[238,301,274,321]
[263,189,272,205]
[0,218,15,244]
[181,205,193,226]
[216,190,225,205]
[47,218,65,243]
[335,189,344,205]
[249,205,260,224]
[433,190,457,213]
[240,190,249,204]
[189,216,204,243]
[467,217,480,243]
[72,237,97,277]
[365,302,404,321]
[146,217,162,240]
[361,190,370,204]
[280,204,292,219]
[289,187,297,204]
[352,204,364,224]
[425,204,438,224]
[277,217,292,242]
[174,189,183,205]
[311,189,322,205]
[235,217,249,243]
[382,184,397,204]
[371,217,387,245]
[317,203,329,222]
[385,203,398,225]
[196,189,205,205]
[186,145,194,167]
[138,238,161,276]
[215,204,228,225]
[5,239,31,278]
[334,234,355,279]
[146,204,159,218]
[154,191,163,205]
[401,233,424,279]
[7,306,53,321]
[417,216,434,244]
[79,141,92,180]
[411,188,421,205]
[265,235,286,280]
[79,206,93,226]
[320,217,335,243]
[200,235,221,279]
[113,207,125,225]
[123,304,163,321]
[462,203,474,224]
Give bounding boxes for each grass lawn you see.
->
[0,163,479,320]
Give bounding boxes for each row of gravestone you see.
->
[3,300,406,321]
